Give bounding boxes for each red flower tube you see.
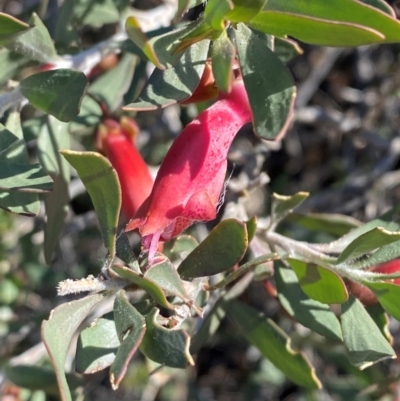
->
[96,117,154,220]
[348,259,400,305]
[125,78,252,262]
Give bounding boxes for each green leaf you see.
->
[191,273,256,353]
[69,95,103,135]
[5,365,81,395]
[226,0,267,22]
[351,241,400,270]
[61,151,121,258]
[53,0,78,45]
[270,192,309,227]
[234,24,296,140]
[366,303,393,344]
[7,13,57,63]
[211,32,235,93]
[204,0,233,30]
[20,69,88,122]
[273,37,303,63]
[88,53,136,111]
[140,308,194,368]
[0,162,53,192]
[0,12,30,41]
[190,297,229,353]
[171,235,199,255]
[73,0,120,26]
[145,257,190,302]
[0,117,45,216]
[110,291,146,390]
[262,0,400,44]
[126,17,204,69]
[112,265,175,310]
[249,11,384,47]
[173,19,221,54]
[178,218,248,279]
[0,187,41,216]
[287,259,348,304]
[116,232,140,273]
[287,212,362,237]
[41,293,106,401]
[246,216,257,243]
[341,295,395,369]
[360,0,394,15]
[0,123,19,153]
[76,315,119,374]
[363,280,400,322]
[124,40,210,111]
[125,16,165,69]
[0,49,28,86]
[22,117,45,141]
[0,116,53,194]
[275,265,343,340]
[37,116,70,264]
[228,300,322,389]
[337,227,400,264]
[321,205,400,257]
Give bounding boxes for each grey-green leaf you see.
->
[0,118,46,215]
[37,116,70,264]
[178,218,248,279]
[363,280,400,323]
[228,300,322,389]
[115,232,140,273]
[76,315,119,374]
[275,265,343,340]
[234,23,296,140]
[88,53,136,111]
[0,12,30,42]
[20,69,88,122]
[124,40,210,110]
[7,13,57,63]
[113,265,175,310]
[287,258,348,304]
[190,297,229,353]
[287,212,362,237]
[110,291,146,390]
[171,235,199,256]
[341,295,395,369]
[41,293,106,401]
[140,308,194,368]
[211,32,235,92]
[0,162,53,192]
[145,257,190,302]
[61,151,121,258]
[337,227,400,264]
[270,192,309,227]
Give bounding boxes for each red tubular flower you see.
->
[348,259,400,305]
[96,117,154,220]
[125,78,252,262]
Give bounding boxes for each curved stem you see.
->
[205,253,279,291]
[265,231,386,283]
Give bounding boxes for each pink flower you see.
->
[125,79,252,262]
